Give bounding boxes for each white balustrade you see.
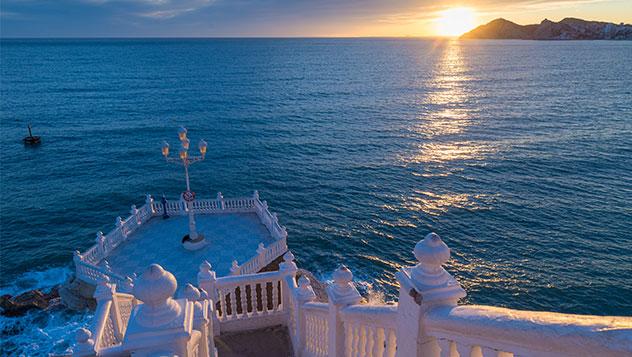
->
[73,235,632,357]
[340,305,398,357]
[303,302,330,357]
[74,192,288,289]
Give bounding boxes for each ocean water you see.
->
[1,38,631,355]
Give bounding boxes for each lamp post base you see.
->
[182,234,207,251]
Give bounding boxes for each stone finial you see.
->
[230,260,240,275]
[73,250,82,263]
[94,279,115,301]
[253,190,259,199]
[132,264,181,327]
[406,232,466,306]
[115,216,124,227]
[297,275,316,302]
[217,192,224,200]
[95,231,105,243]
[197,261,215,280]
[326,265,361,306]
[256,243,266,255]
[145,194,153,204]
[262,200,268,209]
[280,251,298,272]
[130,204,138,215]
[184,284,201,301]
[74,328,95,355]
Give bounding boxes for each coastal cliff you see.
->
[461,18,632,40]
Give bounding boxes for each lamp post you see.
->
[162,127,208,250]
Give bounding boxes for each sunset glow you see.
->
[434,7,477,37]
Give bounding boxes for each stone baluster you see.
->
[230,260,240,275]
[96,231,106,257]
[73,328,95,357]
[130,205,141,225]
[145,194,155,215]
[394,232,466,357]
[197,261,219,336]
[217,192,225,210]
[257,243,267,269]
[124,264,202,356]
[327,265,362,357]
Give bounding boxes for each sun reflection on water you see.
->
[399,40,497,215]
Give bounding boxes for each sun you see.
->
[434,7,477,37]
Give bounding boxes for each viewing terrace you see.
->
[72,191,288,292]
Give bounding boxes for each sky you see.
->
[1,0,631,38]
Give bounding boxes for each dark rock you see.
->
[0,287,62,317]
[462,17,632,40]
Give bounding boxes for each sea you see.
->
[1,38,631,355]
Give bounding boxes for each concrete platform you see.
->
[100,213,275,291]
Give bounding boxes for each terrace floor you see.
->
[100,213,275,290]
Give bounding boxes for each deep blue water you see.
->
[1,38,631,355]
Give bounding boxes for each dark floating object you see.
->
[23,124,41,145]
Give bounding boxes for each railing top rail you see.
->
[303,301,329,313]
[340,304,398,329]
[426,305,632,356]
[215,270,283,287]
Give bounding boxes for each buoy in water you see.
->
[23,124,41,145]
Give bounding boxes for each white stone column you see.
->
[197,261,220,336]
[123,264,198,357]
[394,233,466,357]
[145,194,155,215]
[279,251,298,309]
[184,284,215,357]
[326,265,362,357]
[217,192,225,210]
[256,243,267,269]
[295,275,316,357]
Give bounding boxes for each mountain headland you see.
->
[461,18,632,40]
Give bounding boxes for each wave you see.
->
[0,266,92,357]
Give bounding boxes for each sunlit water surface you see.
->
[1,39,631,355]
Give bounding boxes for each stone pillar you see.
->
[394,233,466,357]
[257,243,267,269]
[230,260,240,275]
[130,205,141,225]
[115,216,126,238]
[295,275,316,357]
[145,194,155,215]
[279,251,298,309]
[217,192,225,210]
[123,264,200,356]
[95,232,105,256]
[326,265,362,357]
[184,284,215,357]
[197,261,220,336]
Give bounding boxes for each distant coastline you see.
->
[461,18,632,40]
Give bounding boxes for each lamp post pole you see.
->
[162,127,208,248]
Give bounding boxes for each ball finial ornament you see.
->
[133,264,177,308]
[414,232,450,268]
